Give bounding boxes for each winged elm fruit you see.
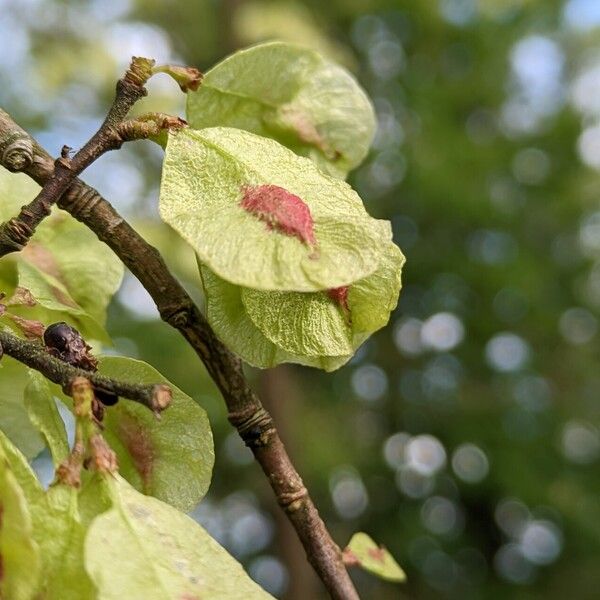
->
[160,127,384,291]
[159,128,404,369]
[185,41,376,178]
[198,237,404,371]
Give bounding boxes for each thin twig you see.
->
[0,329,171,413]
[118,113,187,142]
[0,113,360,599]
[0,57,155,257]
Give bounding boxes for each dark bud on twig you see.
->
[44,322,98,370]
[94,389,119,406]
[43,322,119,410]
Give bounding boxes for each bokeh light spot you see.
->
[452,443,489,483]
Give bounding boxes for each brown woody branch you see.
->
[0,329,171,413]
[0,110,359,599]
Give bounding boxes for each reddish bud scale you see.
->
[327,286,350,313]
[241,184,316,247]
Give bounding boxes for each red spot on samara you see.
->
[241,184,316,247]
[327,286,350,313]
[367,547,387,563]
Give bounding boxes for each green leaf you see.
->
[186,41,375,178]
[0,430,43,503]
[96,356,214,512]
[0,171,41,222]
[0,441,41,600]
[16,257,85,314]
[15,247,109,343]
[0,356,45,459]
[0,380,95,599]
[0,169,123,342]
[24,370,70,466]
[85,475,273,599]
[29,484,96,600]
[0,255,18,298]
[28,210,123,327]
[344,532,406,583]
[77,471,113,527]
[199,263,351,371]
[1,405,94,600]
[160,127,382,291]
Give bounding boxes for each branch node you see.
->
[278,487,309,512]
[0,217,34,254]
[60,184,103,220]
[124,56,156,87]
[228,406,274,447]
[0,329,171,414]
[160,302,192,328]
[55,156,72,172]
[0,132,34,171]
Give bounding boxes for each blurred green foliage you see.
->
[2,0,600,598]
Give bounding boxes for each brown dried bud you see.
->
[89,434,118,473]
[55,441,85,488]
[152,384,172,413]
[152,64,203,92]
[7,314,46,341]
[6,286,37,307]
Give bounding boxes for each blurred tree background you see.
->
[2,0,600,598]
